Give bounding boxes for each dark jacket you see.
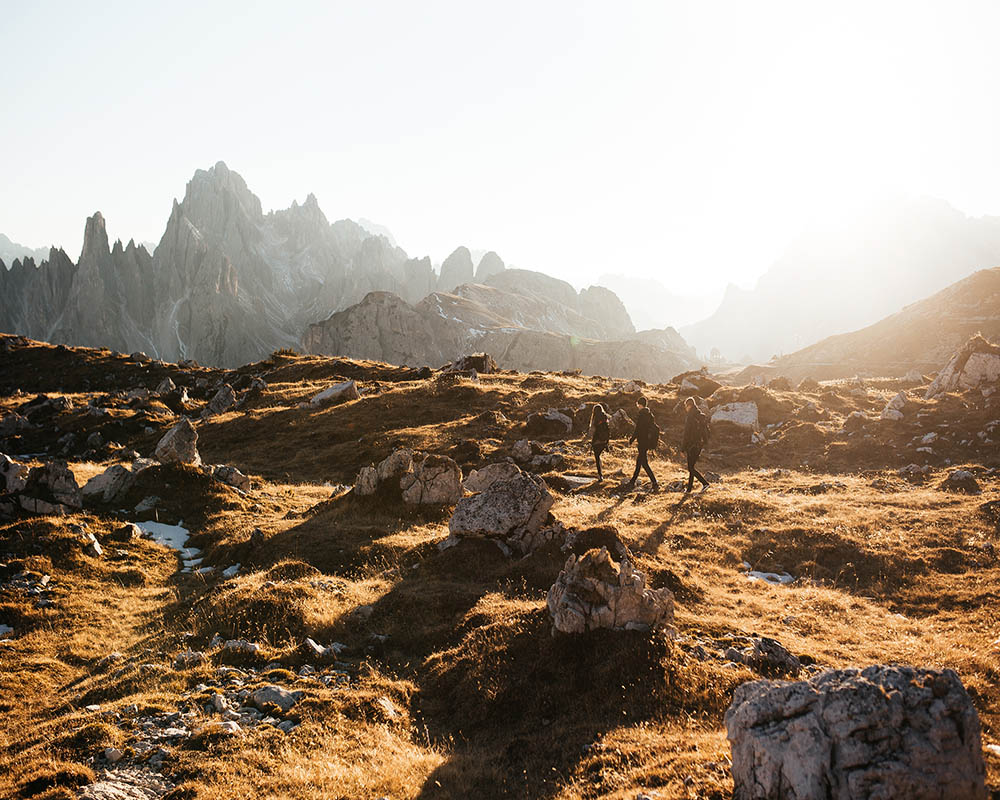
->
[630,407,656,449]
[682,406,708,452]
[592,416,609,448]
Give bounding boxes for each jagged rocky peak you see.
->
[80,211,110,261]
[438,246,474,292]
[181,160,264,231]
[475,251,505,282]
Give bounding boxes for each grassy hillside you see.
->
[0,334,998,799]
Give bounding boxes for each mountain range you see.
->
[0,162,697,377]
[0,233,50,268]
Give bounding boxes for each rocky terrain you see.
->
[1,332,999,799]
[0,163,653,371]
[682,197,1000,362]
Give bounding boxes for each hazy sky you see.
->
[4,0,1000,295]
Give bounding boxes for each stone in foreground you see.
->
[154,418,201,466]
[725,665,987,800]
[547,546,674,634]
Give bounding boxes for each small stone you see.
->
[252,685,302,713]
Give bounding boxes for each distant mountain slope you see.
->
[0,162,642,369]
[0,233,50,268]
[682,198,1000,361]
[301,287,697,381]
[769,267,1000,381]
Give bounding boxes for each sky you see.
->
[4,0,1000,296]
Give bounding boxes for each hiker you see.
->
[625,395,659,491]
[681,396,711,492]
[590,403,610,481]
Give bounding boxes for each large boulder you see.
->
[82,464,136,504]
[400,454,463,505]
[201,384,236,418]
[20,460,82,512]
[449,473,554,552]
[673,369,722,397]
[925,335,1000,399]
[447,353,497,374]
[725,665,987,800]
[154,418,201,466]
[525,408,573,437]
[28,461,82,507]
[711,401,759,430]
[310,379,360,407]
[546,547,674,634]
[463,462,523,494]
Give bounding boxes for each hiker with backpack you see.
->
[625,395,659,492]
[590,403,610,481]
[682,396,711,492]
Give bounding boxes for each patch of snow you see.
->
[0,624,12,637]
[746,570,795,585]
[135,521,190,551]
[222,563,241,578]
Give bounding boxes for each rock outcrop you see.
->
[547,547,674,634]
[925,334,1000,398]
[725,665,987,800]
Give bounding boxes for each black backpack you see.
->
[695,409,711,447]
[641,410,660,449]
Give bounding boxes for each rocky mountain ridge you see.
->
[0,162,651,370]
[302,284,699,381]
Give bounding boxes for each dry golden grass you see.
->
[0,336,998,797]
